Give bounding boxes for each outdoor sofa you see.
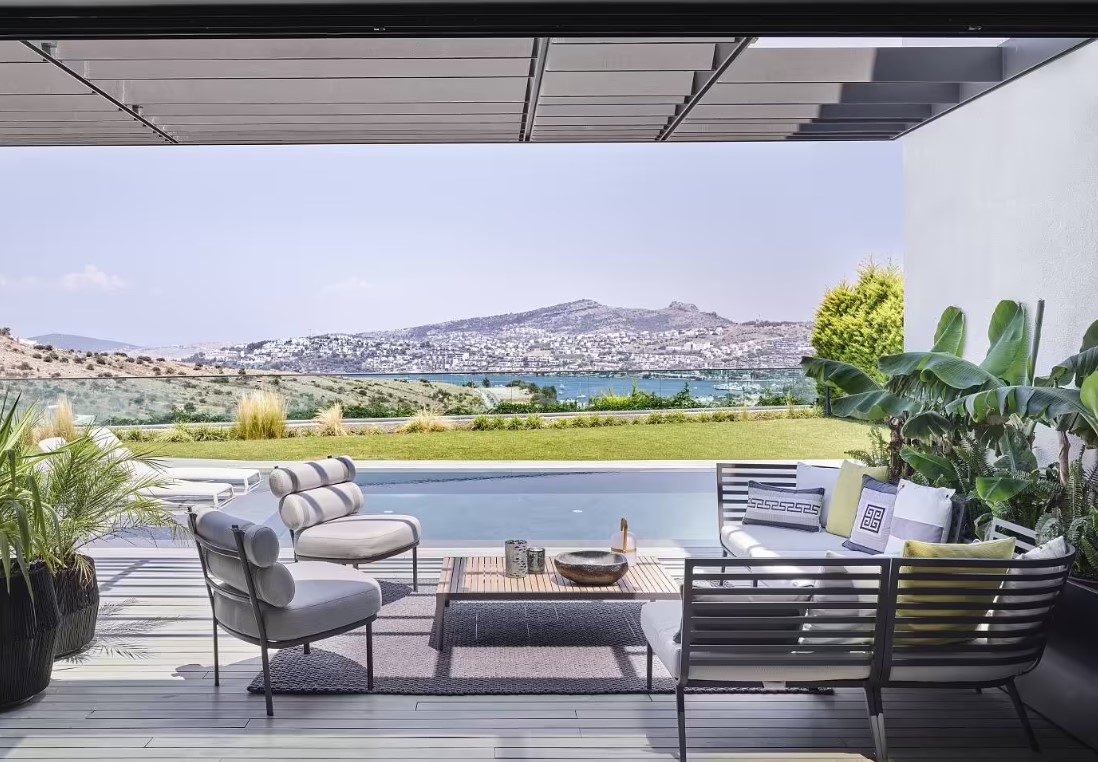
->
[639,460,1076,761]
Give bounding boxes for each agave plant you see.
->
[803,300,1042,479]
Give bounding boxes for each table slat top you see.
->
[439,555,680,599]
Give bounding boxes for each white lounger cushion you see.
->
[295,514,421,560]
[212,561,381,642]
[723,523,851,559]
[641,600,870,683]
[143,480,235,502]
[165,466,260,489]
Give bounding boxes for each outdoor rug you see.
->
[248,582,824,696]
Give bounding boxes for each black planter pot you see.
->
[1018,578,1098,751]
[0,562,60,709]
[52,556,100,658]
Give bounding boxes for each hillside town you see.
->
[196,323,813,373]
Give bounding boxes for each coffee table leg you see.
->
[432,594,447,650]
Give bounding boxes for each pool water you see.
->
[98,467,717,547]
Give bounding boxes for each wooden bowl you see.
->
[554,551,629,586]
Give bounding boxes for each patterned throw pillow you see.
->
[842,477,899,554]
[742,481,825,532]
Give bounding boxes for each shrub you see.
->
[188,424,232,442]
[506,416,525,430]
[471,415,492,431]
[157,425,195,443]
[399,409,453,433]
[645,412,666,425]
[234,388,287,440]
[524,414,544,429]
[811,260,903,383]
[35,394,78,441]
[314,403,349,437]
[116,427,154,443]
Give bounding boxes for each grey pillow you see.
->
[842,476,898,554]
[742,481,825,532]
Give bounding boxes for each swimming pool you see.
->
[100,466,717,547]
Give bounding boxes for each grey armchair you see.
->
[270,457,422,590]
[188,507,382,716]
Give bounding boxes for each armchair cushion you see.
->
[192,505,281,567]
[279,482,364,531]
[269,457,356,497]
[212,561,381,642]
[295,514,421,560]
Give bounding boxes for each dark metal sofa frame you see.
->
[652,552,1075,761]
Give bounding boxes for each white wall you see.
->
[903,40,1098,461]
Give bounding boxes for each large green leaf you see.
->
[901,411,955,441]
[949,385,1098,438]
[1039,346,1098,388]
[975,476,1031,504]
[800,356,882,395]
[1082,373,1098,418]
[1081,319,1098,352]
[900,446,955,486]
[980,300,1030,385]
[830,390,915,421]
[932,306,966,355]
[879,352,1004,397]
[994,428,1039,472]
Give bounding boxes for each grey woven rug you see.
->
[248,582,822,696]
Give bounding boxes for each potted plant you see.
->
[0,399,61,709]
[38,435,175,657]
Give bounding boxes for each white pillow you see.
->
[796,463,841,525]
[988,536,1070,643]
[886,479,955,546]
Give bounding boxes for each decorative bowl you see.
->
[554,550,629,586]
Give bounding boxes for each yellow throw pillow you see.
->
[897,538,1016,645]
[825,461,890,537]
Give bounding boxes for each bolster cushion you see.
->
[269,457,356,497]
[205,552,296,608]
[192,506,281,567]
[279,482,364,531]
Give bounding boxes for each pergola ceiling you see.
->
[0,37,1078,146]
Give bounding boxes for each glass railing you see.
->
[0,368,816,425]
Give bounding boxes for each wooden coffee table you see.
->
[432,555,680,648]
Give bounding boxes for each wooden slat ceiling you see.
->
[0,37,1070,146]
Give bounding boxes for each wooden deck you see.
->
[2,548,1095,762]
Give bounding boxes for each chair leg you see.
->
[975,687,982,694]
[719,548,728,587]
[211,621,220,687]
[1006,679,1039,752]
[412,545,419,592]
[303,642,310,655]
[646,644,653,692]
[864,686,887,761]
[260,644,274,717]
[366,620,375,692]
[675,684,687,761]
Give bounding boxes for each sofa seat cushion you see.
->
[295,514,421,561]
[888,644,1037,683]
[213,561,382,642]
[641,600,870,683]
[722,523,851,559]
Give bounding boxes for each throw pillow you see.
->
[988,536,1071,643]
[897,537,1016,644]
[796,463,841,525]
[799,551,882,646]
[742,481,825,532]
[826,461,891,537]
[887,479,956,546]
[842,477,899,554]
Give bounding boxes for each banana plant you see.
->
[803,300,1038,474]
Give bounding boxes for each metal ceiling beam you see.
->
[3,3,1098,40]
[520,37,549,142]
[656,36,754,142]
[19,41,177,144]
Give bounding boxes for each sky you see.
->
[0,139,901,346]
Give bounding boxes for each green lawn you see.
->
[148,418,870,461]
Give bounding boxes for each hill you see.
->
[385,299,734,338]
[28,333,141,353]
